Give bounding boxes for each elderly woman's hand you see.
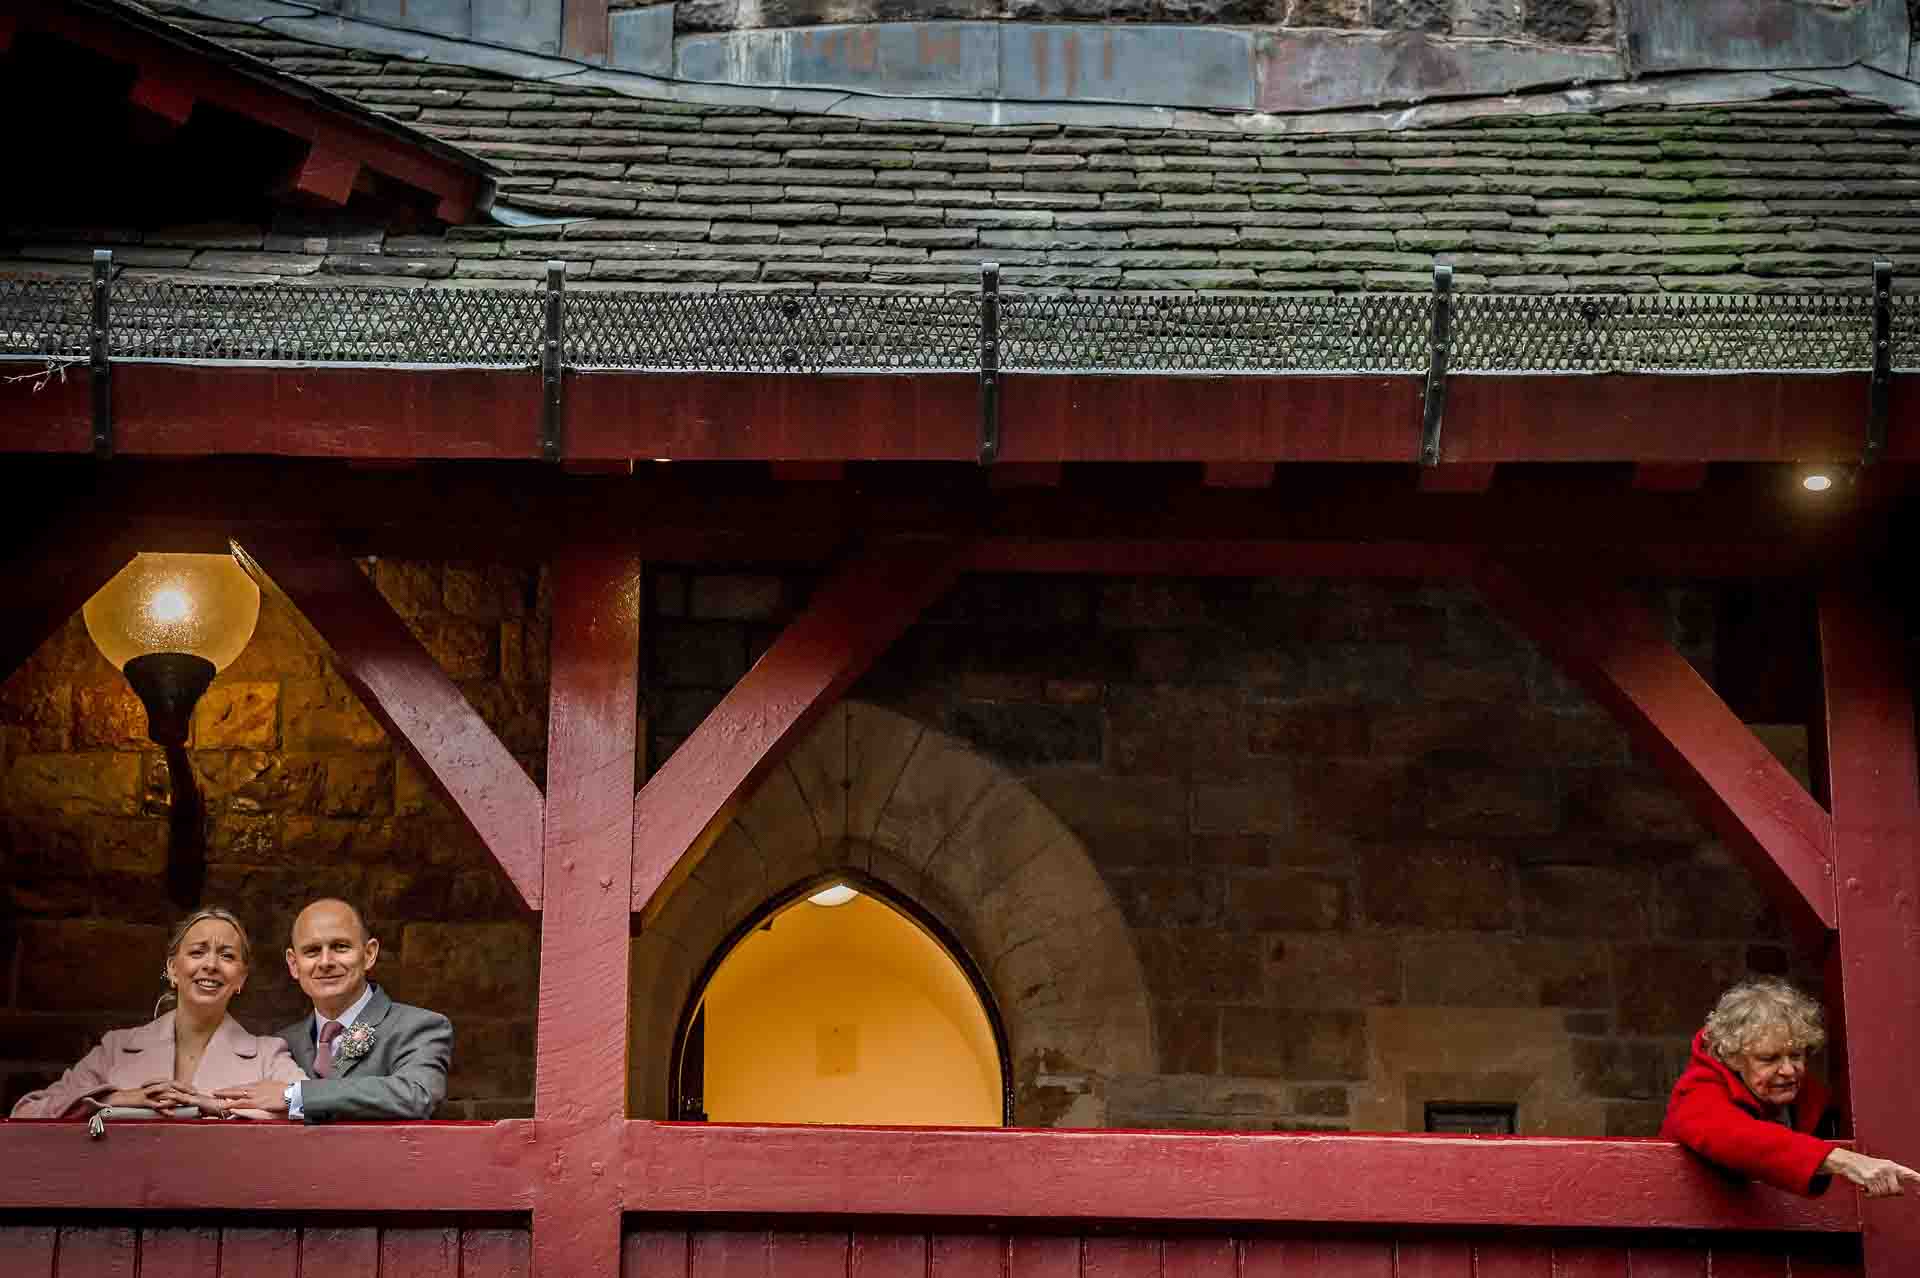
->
[1822,1148,1920,1198]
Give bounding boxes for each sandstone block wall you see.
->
[0,561,550,1118]
[646,570,1817,1136]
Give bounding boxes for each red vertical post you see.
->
[535,544,641,1277]
[1817,587,1920,1275]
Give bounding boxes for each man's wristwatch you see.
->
[283,1084,297,1110]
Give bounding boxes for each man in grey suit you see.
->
[214,898,452,1121]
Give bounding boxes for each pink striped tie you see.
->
[314,1020,344,1079]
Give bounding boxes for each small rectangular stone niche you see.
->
[1424,1101,1518,1135]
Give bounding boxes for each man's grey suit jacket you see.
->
[278,984,452,1121]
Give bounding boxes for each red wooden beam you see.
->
[8,368,1917,467]
[969,539,1484,579]
[1202,462,1275,489]
[1633,463,1711,493]
[1474,561,1837,936]
[620,1124,1859,1232]
[0,1121,535,1210]
[0,506,138,686]
[281,146,362,208]
[632,539,968,913]
[534,545,639,1278]
[1815,589,1920,1276]
[1418,463,1498,493]
[236,537,544,909]
[127,74,194,129]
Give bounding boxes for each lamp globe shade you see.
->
[82,553,261,745]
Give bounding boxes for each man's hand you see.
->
[1823,1148,1920,1198]
[210,1080,291,1116]
[101,1078,196,1110]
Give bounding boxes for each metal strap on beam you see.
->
[541,260,564,463]
[979,261,1001,466]
[1864,258,1892,468]
[1419,263,1453,468]
[90,249,112,459]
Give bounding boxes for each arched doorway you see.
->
[670,871,1013,1126]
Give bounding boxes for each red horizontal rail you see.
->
[622,1124,1862,1234]
[3,365,1914,466]
[0,1120,539,1211]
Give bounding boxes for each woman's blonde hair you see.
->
[1702,977,1826,1060]
[155,907,252,1016]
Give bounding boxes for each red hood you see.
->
[1680,1029,1829,1132]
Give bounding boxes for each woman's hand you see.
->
[100,1078,197,1110]
[1823,1148,1920,1198]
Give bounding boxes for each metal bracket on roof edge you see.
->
[979,261,1001,466]
[541,260,564,464]
[90,249,112,460]
[1419,263,1453,468]
[1864,259,1892,468]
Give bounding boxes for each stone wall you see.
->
[644,0,1618,42]
[0,561,548,1118]
[646,570,1818,1135]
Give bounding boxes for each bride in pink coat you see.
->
[11,907,305,1121]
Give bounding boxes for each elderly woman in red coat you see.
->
[1662,977,1918,1197]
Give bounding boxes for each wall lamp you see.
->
[82,551,260,907]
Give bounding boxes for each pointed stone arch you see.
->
[630,700,1154,1125]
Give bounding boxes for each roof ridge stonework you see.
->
[4,3,1918,296]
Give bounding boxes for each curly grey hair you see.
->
[1702,977,1826,1060]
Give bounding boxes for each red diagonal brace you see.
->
[236,538,544,909]
[631,539,968,914]
[1475,560,1836,937]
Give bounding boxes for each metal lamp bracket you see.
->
[542,260,565,463]
[1419,263,1453,468]
[979,262,1001,466]
[1864,259,1892,468]
[91,249,112,459]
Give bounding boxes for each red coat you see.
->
[1660,1029,1838,1196]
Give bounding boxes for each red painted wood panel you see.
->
[0,1225,55,1278]
[1001,375,1419,463]
[620,1124,1858,1232]
[1817,589,1920,1278]
[0,1122,536,1211]
[769,1231,849,1277]
[1084,1236,1160,1278]
[1469,1242,1552,1277]
[625,1228,691,1277]
[1391,1239,1471,1278]
[1007,1235,1079,1278]
[932,1234,1007,1277]
[967,539,1482,580]
[1245,1238,1392,1277]
[1621,1247,1706,1278]
[136,1227,221,1278]
[216,1226,297,1278]
[849,1233,926,1278]
[381,1225,460,1278]
[567,373,977,462]
[464,1226,534,1278]
[1161,1238,1234,1277]
[692,1229,775,1278]
[54,1226,137,1278]
[113,366,543,460]
[1475,563,1837,936]
[240,537,545,909]
[1700,1253,1789,1278]
[632,539,966,913]
[1548,1246,1627,1278]
[300,1224,380,1272]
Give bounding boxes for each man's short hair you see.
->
[292,897,373,945]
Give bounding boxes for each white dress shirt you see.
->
[284,983,376,1119]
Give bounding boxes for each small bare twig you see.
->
[2,355,84,392]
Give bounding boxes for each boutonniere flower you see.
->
[338,1022,376,1062]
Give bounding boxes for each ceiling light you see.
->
[807,884,859,908]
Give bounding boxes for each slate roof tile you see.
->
[21,6,1918,299]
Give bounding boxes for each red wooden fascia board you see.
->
[19,3,486,222]
[237,536,546,909]
[620,1123,1861,1233]
[1475,562,1838,937]
[0,1121,537,1210]
[4,366,1917,465]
